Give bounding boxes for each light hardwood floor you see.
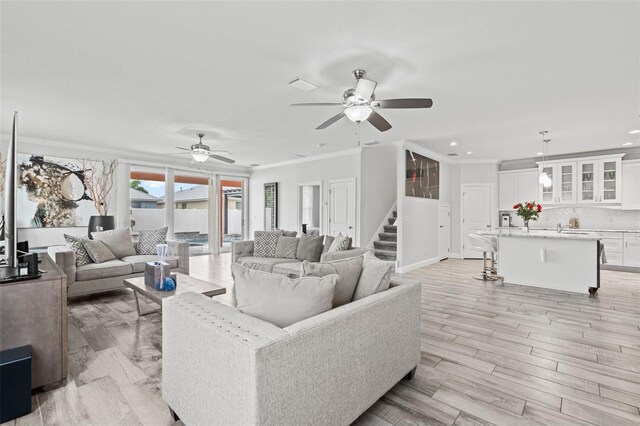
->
[4,255,640,426]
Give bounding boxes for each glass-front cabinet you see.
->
[538,162,576,205]
[577,157,622,204]
[540,165,554,203]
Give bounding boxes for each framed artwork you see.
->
[264,182,278,231]
[405,150,439,199]
[16,154,98,228]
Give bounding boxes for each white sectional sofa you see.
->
[161,276,421,426]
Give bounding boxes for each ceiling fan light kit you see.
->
[171,133,236,164]
[291,69,433,133]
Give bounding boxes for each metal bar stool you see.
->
[468,234,499,281]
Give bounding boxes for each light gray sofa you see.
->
[48,240,189,298]
[162,276,420,426]
[232,239,371,276]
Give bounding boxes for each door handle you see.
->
[440,225,444,228]
[486,225,491,228]
[348,226,353,229]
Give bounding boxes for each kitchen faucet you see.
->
[557,223,568,234]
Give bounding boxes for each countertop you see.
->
[498,227,640,233]
[482,229,601,241]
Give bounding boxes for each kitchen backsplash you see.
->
[502,207,640,230]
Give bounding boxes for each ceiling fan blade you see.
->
[316,112,346,130]
[355,78,377,100]
[367,110,392,132]
[167,152,192,155]
[372,98,433,109]
[208,153,236,164]
[175,146,192,151]
[291,103,343,107]
[209,150,233,156]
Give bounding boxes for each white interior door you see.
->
[462,185,492,259]
[328,179,356,239]
[439,205,451,259]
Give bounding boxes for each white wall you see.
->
[249,152,361,241]
[360,144,398,246]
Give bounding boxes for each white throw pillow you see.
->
[91,228,136,258]
[352,251,394,301]
[301,256,363,307]
[232,263,338,328]
[328,233,350,252]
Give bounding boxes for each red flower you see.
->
[527,203,533,210]
[537,204,542,212]
[513,204,520,209]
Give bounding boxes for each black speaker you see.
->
[0,346,32,423]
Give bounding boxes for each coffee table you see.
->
[123,272,226,316]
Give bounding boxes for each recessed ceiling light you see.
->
[449,141,458,146]
[288,77,317,92]
[629,129,640,134]
[536,152,544,156]
[622,142,634,146]
[467,151,473,155]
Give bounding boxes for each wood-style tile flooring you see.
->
[4,255,640,425]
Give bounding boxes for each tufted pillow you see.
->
[232,263,338,328]
[274,236,299,259]
[253,230,283,258]
[82,240,116,263]
[302,255,363,307]
[136,227,168,255]
[64,234,93,267]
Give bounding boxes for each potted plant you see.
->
[83,159,117,238]
[513,201,542,232]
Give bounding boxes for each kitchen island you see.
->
[481,229,601,295]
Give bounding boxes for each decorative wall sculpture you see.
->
[405,150,439,199]
[17,154,98,228]
[264,182,278,231]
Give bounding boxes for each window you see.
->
[129,169,165,234]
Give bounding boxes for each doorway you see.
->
[328,178,356,240]
[461,184,493,259]
[439,204,451,260]
[219,178,247,253]
[298,182,323,235]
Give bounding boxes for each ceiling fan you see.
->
[291,69,433,132]
[171,133,236,164]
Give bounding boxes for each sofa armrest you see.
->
[167,240,189,274]
[231,240,254,263]
[47,245,76,284]
[162,292,288,425]
[320,247,372,263]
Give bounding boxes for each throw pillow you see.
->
[276,229,298,237]
[231,263,338,328]
[91,228,136,258]
[352,251,394,301]
[296,233,324,262]
[274,236,299,259]
[322,235,335,254]
[64,234,93,267]
[253,230,283,258]
[136,227,168,255]
[328,233,350,252]
[82,240,116,263]
[302,255,363,307]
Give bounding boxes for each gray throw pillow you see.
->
[64,234,93,267]
[328,233,350,252]
[274,236,299,259]
[276,229,298,237]
[82,240,116,263]
[352,251,394,301]
[136,227,168,255]
[91,228,136,258]
[322,235,335,254]
[296,234,324,262]
[231,264,338,328]
[254,230,283,258]
[302,255,363,307]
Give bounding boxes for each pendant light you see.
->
[538,131,552,188]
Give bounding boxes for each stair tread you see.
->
[374,241,397,246]
[374,249,398,255]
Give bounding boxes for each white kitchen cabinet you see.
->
[622,161,640,210]
[623,233,640,267]
[597,232,624,266]
[499,169,539,210]
[538,162,576,205]
[577,157,622,205]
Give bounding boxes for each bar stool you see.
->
[468,234,499,281]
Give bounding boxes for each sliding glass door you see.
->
[219,177,247,253]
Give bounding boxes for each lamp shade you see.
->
[344,105,372,123]
[191,149,210,163]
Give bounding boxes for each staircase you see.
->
[373,210,397,261]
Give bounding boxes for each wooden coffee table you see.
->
[124,272,226,316]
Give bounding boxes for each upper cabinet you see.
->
[622,161,640,210]
[499,169,539,210]
[537,154,624,206]
[538,161,577,205]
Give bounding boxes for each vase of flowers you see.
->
[513,201,542,232]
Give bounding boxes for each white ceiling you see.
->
[1,1,638,167]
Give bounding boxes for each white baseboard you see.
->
[448,253,462,259]
[397,256,441,274]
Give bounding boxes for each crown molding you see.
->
[251,147,362,171]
